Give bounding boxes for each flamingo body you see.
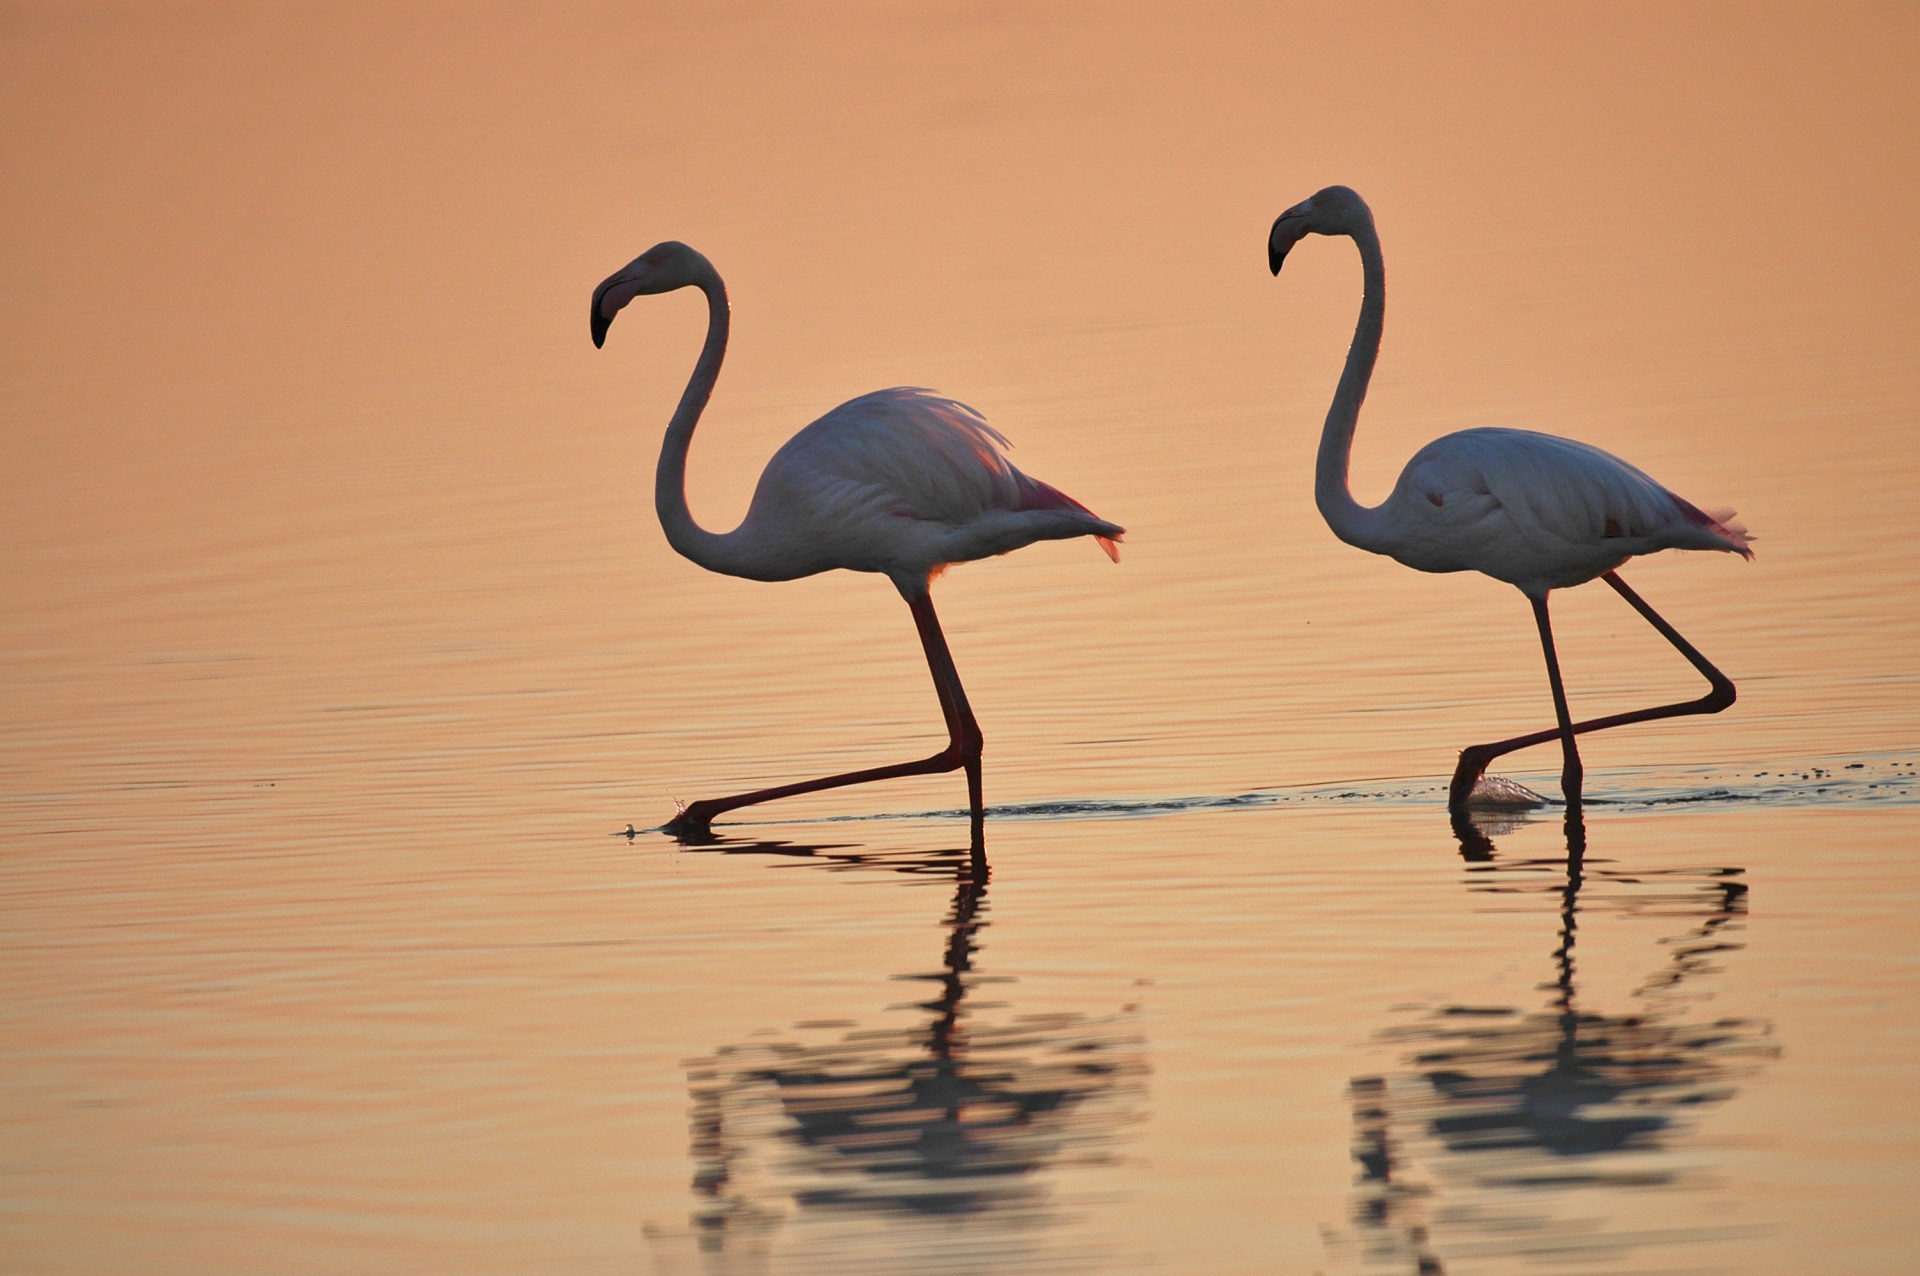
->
[731,386,1121,588]
[1363,426,1751,596]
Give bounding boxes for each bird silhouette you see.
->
[1267,187,1751,812]
[592,241,1122,832]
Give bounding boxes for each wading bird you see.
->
[1266,187,1751,812]
[592,241,1122,832]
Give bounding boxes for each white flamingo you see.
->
[592,241,1122,831]
[1266,187,1752,812]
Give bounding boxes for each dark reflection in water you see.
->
[1336,810,1778,1275]
[645,829,1145,1274]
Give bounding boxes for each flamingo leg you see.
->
[908,591,986,819]
[1448,570,1737,812]
[1532,594,1584,806]
[665,591,985,832]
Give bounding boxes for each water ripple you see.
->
[627,754,1920,836]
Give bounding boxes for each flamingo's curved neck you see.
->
[1316,215,1391,552]
[655,269,751,577]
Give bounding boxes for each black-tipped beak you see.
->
[1267,217,1297,274]
[1268,214,1308,275]
[590,284,614,349]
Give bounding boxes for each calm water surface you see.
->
[4,5,1918,1274]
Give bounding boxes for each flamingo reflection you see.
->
[1339,810,1776,1274]
[644,828,1144,1270]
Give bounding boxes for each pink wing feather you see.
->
[1015,471,1122,562]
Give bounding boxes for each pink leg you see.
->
[1531,593,1583,805]
[1448,571,1737,813]
[666,591,985,832]
[909,591,986,820]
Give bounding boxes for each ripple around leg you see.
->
[626,752,1920,835]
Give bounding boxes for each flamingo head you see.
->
[1268,185,1372,274]
[591,241,712,348]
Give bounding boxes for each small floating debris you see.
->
[1467,775,1548,810]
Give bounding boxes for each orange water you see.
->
[4,5,1918,1273]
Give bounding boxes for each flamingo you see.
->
[1266,186,1752,812]
[591,241,1122,832]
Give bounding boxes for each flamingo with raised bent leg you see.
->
[592,241,1122,832]
[1266,187,1752,812]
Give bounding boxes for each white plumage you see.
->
[735,386,1120,586]
[1376,426,1750,594]
[1268,186,1750,812]
[591,241,1121,832]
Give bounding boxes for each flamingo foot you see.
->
[1450,744,1557,813]
[1448,746,1495,813]
[663,796,723,835]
